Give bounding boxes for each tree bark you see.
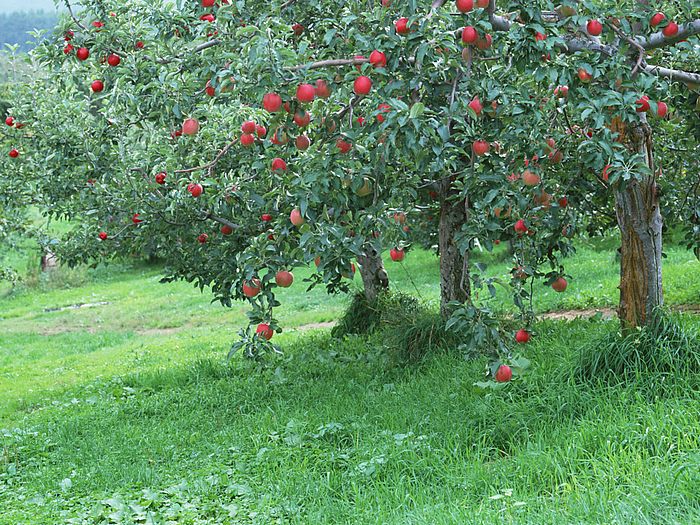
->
[357,245,389,303]
[439,188,470,318]
[613,119,663,329]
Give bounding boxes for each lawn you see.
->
[1,241,699,524]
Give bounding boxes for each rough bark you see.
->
[439,188,470,318]
[613,119,663,329]
[357,245,389,303]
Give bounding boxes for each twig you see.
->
[64,0,87,31]
[610,24,646,76]
[174,139,238,177]
[281,0,297,8]
[287,57,369,71]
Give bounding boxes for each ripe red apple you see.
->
[315,79,331,98]
[586,19,603,36]
[336,139,352,153]
[98,231,108,240]
[495,364,512,382]
[662,21,679,37]
[241,120,256,134]
[220,224,233,235]
[554,85,569,98]
[635,95,650,112]
[8,148,19,158]
[271,158,287,172]
[558,196,568,208]
[202,0,215,6]
[256,125,266,138]
[522,169,541,186]
[242,278,261,298]
[296,83,315,103]
[275,270,294,288]
[462,26,478,44]
[514,219,527,234]
[354,76,372,95]
[132,213,142,224]
[292,23,304,36]
[205,80,215,97]
[187,182,203,197]
[395,17,410,35]
[263,92,282,112]
[369,50,387,68]
[197,233,208,244]
[5,116,13,126]
[456,0,473,12]
[577,68,592,83]
[296,135,310,150]
[107,53,120,66]
[476,0,488,7]
[76,47,90,60]
[64,44,74,54]
[314,256,321,267]
[377,103,391,123]
[272,127,288,145]
[182,118,199,135]
[256,323,274,340]
[656,101,668,118]
[468,96,482,116]
[135,41,144,49]
[200,13,215,22]
[155,172,166,184]
[390,248,405,262]
[91,80,104,93]
[293,110,311,127]
[240,133,255,147]
[515,329,530,343]
[475,34,492,49]
[552,277,568,292]
[92,21,104,29]
[261,213,272,222]
[472,140,489,156]
[650,12,665,28]
[534,31,546,42]
[290,208,305,226]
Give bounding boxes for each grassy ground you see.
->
[1,242,699,523]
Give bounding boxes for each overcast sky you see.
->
[0,0,58,13]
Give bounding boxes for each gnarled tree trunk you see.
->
[357,245,389,303]
[613,119,663,329]
[439,187,470,318]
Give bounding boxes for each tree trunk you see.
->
[439,189,470,318]
[357,245,389,303]
[613,119,663,329]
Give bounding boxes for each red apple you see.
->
[554,85,569,98]
[220,224,233,235]
[476,0,488,7]
[263,92,282,112]
[91,80,104,93]
[197,233,208,244]
[395,17,410,35]
[558,196,568,208]
[290,208,305,226]
[256,323,274,340]
[132,213,142,224]
[293,110,311,127]
[205,80,215,97]
[200,13,215,22]
[354,76,372,95]
[98,231,108,240]
[522,169,541,186]
[182,118,199,135]
[8,148,19,158]
[63,44,74,54]
[534,31,546,42]
[475,34,492,49]
[187,182,203,197]
[135,41,144,49]
[107,53,121,66]
[155,172,166,184]
[377,103,391,123]
[202,0,215,6]
[462,26,478,44]
[369,50,387,68]
[656,101,668,118]
[514,219,527,234]
[586,19,603,36]
[390,248,405,262]
[456,0,473,12]
[472,140,489,156]
[495,364,512,382]
[261,214,272,222]
[468,96,483,116]
[76,47,89,60]
[241,120,256,134]
[296,135,310,150]
[650,12,665,28]
[635,95,650,112]
[662,21,679,37]
[315,79,331,99]
[552,277,568,292]
[577,68,592,83]
[275,270,294,288]
[271,158,287,172]
[515,329,530,343]
[240,133,255,147]
[292,23,304,36]
[296,83,315,103]
[5,116,13,126]
[336,139,352,153]
[256,125,267,138]
[243,278,261,298]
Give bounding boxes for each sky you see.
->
[0,0,57,13]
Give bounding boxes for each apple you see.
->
[91,80,104,93]
[256,323,274,340]
[296,135,310,150]
[558,196,568,207]
[292,23,304,36]
[390,248,405,262]
[495,364,512,382]
[261,213,272,222]
[5,116,13,126]
[315,79,331,98]
[182,118,199,135]
[395,17,410,35]
[8,148,19,158]
[552,277,568,292]
[522,169,541,186]
[205,80,215,97]
[275,270,294,287]
[197,233,208,244]
[554,85,569,98]
[369,50,387,68]
[220,224,233,235]
[271,158,287,172]
[296,83,315,103]
[354,76,372,95]
[63,44,74,54]
[272,127,289,145]
[662,21,679,37]
[472,140,490,156]
[635,95,650,112]
[336,139,352,153]
[515,329,530,343]
[577,68,592,83]
[290,208,305,226]
[377,103,391,123]
[202,0,215,6]
[200,13,215,22]
[656,101,668,118]
[650,12,665,28]
[476,0,488,6]
[92,21,104,29]
[155,172,166,184]
[64,30,73,40]
[535,31,546,42]
[263,92,282,112]
[586,19,603,36]
[241,120,256,134]
[135,41,144,49]
[132,213,142,224]
[468,96,482,116]
[475,34,492,49]
[98,231,108,240]
[314,256,321,267]
[514,219,527,234]
[76,47,90,60]
[240,133,255,147]
[456,0,473,12]
[107,53,120,66]
[187,182,203,197]
[256,125,267,138]
[393,211,406,224]
[293,110,311,127]
[462,26,478,44]
[243,278,261,297]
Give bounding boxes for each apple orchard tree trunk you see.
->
[357,245,389,303]
[439,185,470,318]
[613,119,664,329]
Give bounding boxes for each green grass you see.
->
[1,241,699,523]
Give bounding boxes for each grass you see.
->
[1,240,699,523]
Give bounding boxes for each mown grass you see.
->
[1,240,699,523]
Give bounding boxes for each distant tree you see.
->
[0,10,58,53]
